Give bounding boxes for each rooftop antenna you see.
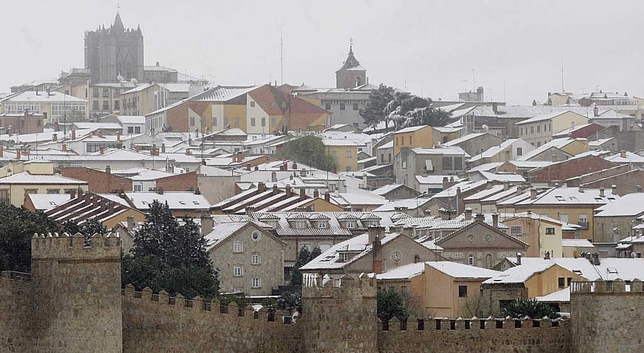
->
[472,68,476,91]
[561,53,565,93]
[277,21,286,85]
[461,79,468,92]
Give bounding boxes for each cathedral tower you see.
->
[335,43,367,89]
[84,12,144,83]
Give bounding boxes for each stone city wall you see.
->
[122,285,303,353]
[570,279,644,353]
[0,272,32,353]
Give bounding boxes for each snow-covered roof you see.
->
[372,197,431,212]
[517,138,579,161]
[443,132,488,146]
[411,146,470,157]
[394,125,429,134]
[0,91,86,103]
[463,185,506,202]
[432,180,488,199]
[516,186,619,206]
[330,192,388,206]
[204,222,248,250]
[426,261,500,279]
[73,122,123,130]
[594,193,644,217]
[372,183,407,196]
[0,172,86,185]
[376,141,393,149]
[515,110,587,126]
[476,171,526,183]
[376,262,425,280]
[468,139,522,162]
[535,287,570,303]
[322,139,358,147]
[117,115,146,125]
[125,192,211,210]
[26,193,71,211]
[605,151,644,164]
[415,175,462,185]
[562,239,595,248]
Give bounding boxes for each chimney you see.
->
[69,189,76,199]
[503,181,509,191]
[324,192,330,202]
[245,206,254,216]
[516,252,522,265]
[246,163,251,171]
[16,150,21,159]
[272,184,279,195]
[611,184,617,194]
[117,132,121,141]
[492,213,499,228]
[126,216,135,232]
[599,187,605,197]
[314,189,320,198]
[100,147,105,155]
[620,150,626,158]
[593,106,599,117]
[464,207,473,221]
[530,188,538,200]
[474,213,485,223]
[161,143,166,153]
[254,166,259,171]
[442,176,449,189]
[486,180,493,189]
[544,251,551,260]
[578,184,585,193]
[285,184,291,197]
[551,152,557,163]
[292,162,297,170]
[368,226,384,244]
[271,171,277,183]
[362,173,368,189]
[258,182,267,193]
[71,130,76,140]
[106,165,111,174]
[492,102,498,114]
[156,188,164,195]
[52,133,58,142]
[300,188,306,200]
[0,146,3,158]
[439,208,450,221]
[185,149,192,156]
[372,233,383,274]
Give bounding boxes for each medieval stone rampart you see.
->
[571,279,644,353]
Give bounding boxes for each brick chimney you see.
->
[464,207,473,221]
[299,188,306,200]
[126,216,135,232]
[313,189,320,198]
[258,182,266,193]
[492,213,499,228]
[185,149,192,156]
[292,162,297,170]
[370,228,384,274]
[156,188,164,195]
[0,146,3,158]
[530,188,538,200]
[285,184,291,197]
[69,189,76,199]
[599,187,605,197]
[16,150,21,159]
[324,192,330,202]
[516,252,522,265]
[620,150,626,158]
[612,184,617,194]
[246,163,251,171]
[52,133,58,142]
[271,171,277,183]
[100,147,105,155]
[71,130,76,140]
[246,206,255,216]
[117,132,121,141]
[201,216,214,236]
[272,184,279,195]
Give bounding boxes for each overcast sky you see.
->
[1,0,643,104]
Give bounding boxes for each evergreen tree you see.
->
[502,298,560,319]
[360,84,395,128]
[62,218,108,243]
[277,135,336,171]
[0,204,61,272]
[122,201,219,299]
[377,288,408,321]
[290,246,321,285]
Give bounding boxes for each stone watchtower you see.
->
[84,12,144,83]
[335,44,367,89]
[301,273,378,353]
[30,232,122,353]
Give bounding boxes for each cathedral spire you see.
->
[112,12,125,32]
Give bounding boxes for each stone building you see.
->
[84,12,144,83]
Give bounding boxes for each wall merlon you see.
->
[571,278,644,294]
[31,232,121,260]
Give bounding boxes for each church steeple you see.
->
[335,39,367,89]
[112,12,125,32]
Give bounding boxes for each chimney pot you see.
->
[464,208,473,221]
[126,216,135,232]
[530,188,538,200]
[52,133,58,142]
[620,150,626,158]
[516,252,522,265]
[599,187,605,197]
[200,216,214,236]
[314,189,320,198]
[492,213,499,228]
[300,188,306,200]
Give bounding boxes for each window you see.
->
[251,231,261,242]
[92,88,99,98]
[251,118,256,126]
[114,100,120,111]
[261,117,266,127]
[318,221,328,229]
[558,277,565,289]
[402,161,407,169]
[233,266,243,277]
[560,214,569,223]
[395,137,398,146]
[325,103,331,110]
[102,100,109,111]
[134,184,142,192]
[135,127,141,134]
[340,103,346,110]
[128,127,134,134]
[536,141,541,147]
[454,157,463,170]
[345,221,356,229]
[516,147,523,156]
[190,116,195,126]
[233,241,243,253]
[537,125,541,133]
[467,255,474,266]
[545,227,555,235]
[579,214,588,228]
[458,285,468,297]
[251,253,260,265]
[530,126,534,134]
[252,277,261,288]
[510,226,523,236]
[352,103,359,110]
[250,101,255,107]
[346,166,352,172]
[339,253,349,262]
[46,189,60,194]
[102,88,109,98]
[0,190,9,204]
[442,157,453,170]
[345,150,352,158]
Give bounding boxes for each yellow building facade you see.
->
[392,125,434,156]
[324,141,358,172]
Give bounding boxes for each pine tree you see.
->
[290,246,321,285]
[277,135,336,171]
[360,84,395,128]
[122,201,219,299]
[0,204,61,272]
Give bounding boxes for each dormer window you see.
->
[295,220,307,229]
[345,221,356,229]
[317,221,328,229]
[339,253,349,262]
[369,221,380,227]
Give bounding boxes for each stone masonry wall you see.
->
[379,317,570,353]
[571,279,644,353]
[0,272,32,353]
[122,286,302,353]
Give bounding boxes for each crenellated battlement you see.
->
[570,278,643,294]
[302,272,377,299]
[31,232,121,261]
[122,284,296,324]
[380,315,567,332]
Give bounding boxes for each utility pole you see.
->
[277,22,286,85]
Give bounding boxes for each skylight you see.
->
[555,196,565,201]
